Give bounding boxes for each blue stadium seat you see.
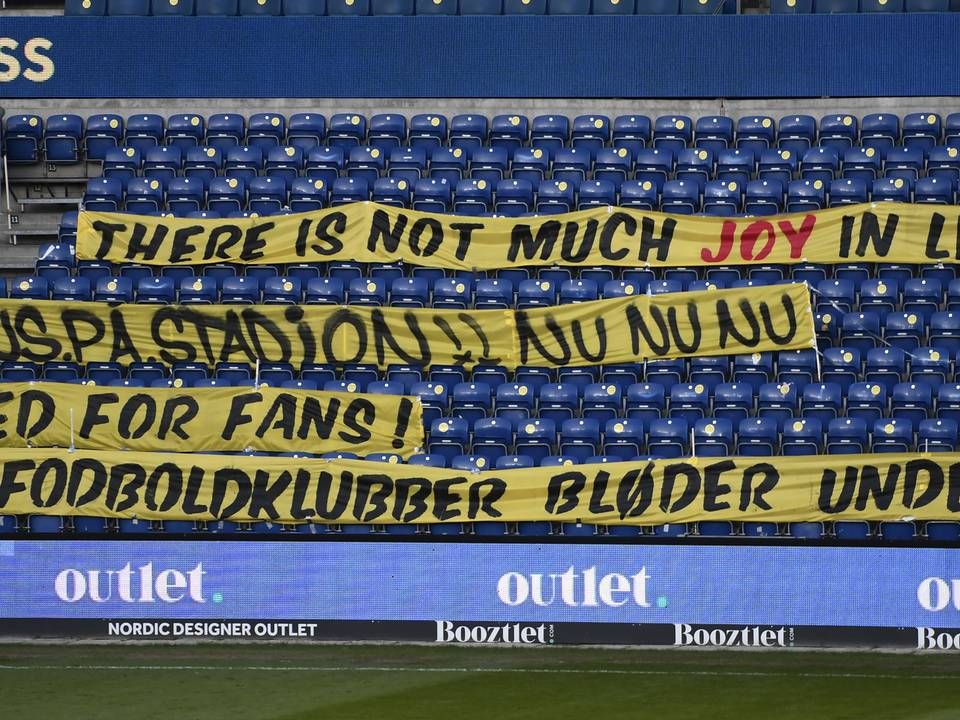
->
[328,0,370,13]
[65,0,107,12]
[458,0,501,10]
[927,521,960,541]
[800,146,840,186]
[744,179,784,215]
[703,179,742,215]
[873,177,911,203]
[861,113,900,152]
[786,179,826,212]
[737,417,779,455]
[680,0,723,12]
[51,277,91,302]
[647,417,688,458]
[572,114,612,156]
[818,114,857,151]
[137,277,176,304]
[918,418,957,451]
[515,419,556,463]
[865,346,908,393]
[412,178,452,213]
[757,148,797,187]
[224,146,264,181]
[108,0,151,13]
[693,417,734,456]
[661,179,699,214]
[830,177,869,206]
[489,114,529,153]
[504,0,545,10]
[916,177,953,204]
[781,417,822,455]
[534,180,573,214]
[220,276,260,304]
[448,114,487,151]
[884,311,925,351]
[668,383,709,423]
[872,417,913,453]
[40,114,82,163]
[891,382,932,426]
[602,418,645,459]
[770,0,812,11]
[283,0,326,11]
[405,115,447,149]
[495,179,534,215]
[826,417,868,454]
[801,383,843,424]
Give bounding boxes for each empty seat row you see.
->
[78,175,960,219]
[65,0,735,16]
[91,144,960,186]
[773,0,960,12]
[10,515,958,544]
[8,111,960,164]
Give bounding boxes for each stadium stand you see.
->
[0,106,959,540]
[3,0,960,546]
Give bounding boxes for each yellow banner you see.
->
[0,382,423,458]
[2,450,959,524]
[0,284,813,369]
[77,202,954,269]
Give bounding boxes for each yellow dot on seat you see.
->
[594,118,604,128]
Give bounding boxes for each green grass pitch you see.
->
[1,643,959,720]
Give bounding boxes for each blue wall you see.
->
[1,14,958,99]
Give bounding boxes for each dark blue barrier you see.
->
[1,14,959,98]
